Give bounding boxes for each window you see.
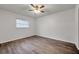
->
[16,19,29,28]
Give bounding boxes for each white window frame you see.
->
[16,19,30,28]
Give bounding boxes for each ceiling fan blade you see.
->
[40,5,45,8]
[41,11,45,13]
[30,4,35,8]
[28,10,33,11]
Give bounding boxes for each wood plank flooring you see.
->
[0,35,78,54]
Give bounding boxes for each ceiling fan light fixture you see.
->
[29,4,45,14]
[34,10,40,13]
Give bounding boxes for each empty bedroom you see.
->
[0,4,79,54]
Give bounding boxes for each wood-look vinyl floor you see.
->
[0,35,78,54]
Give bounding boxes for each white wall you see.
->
[78,9,79,49]
[0,8,78,47]
[0,9,35,43]
[74,5,79,49]
[77,5,79,49]
[36,9,76,43]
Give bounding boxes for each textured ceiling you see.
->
[0,4,75,19]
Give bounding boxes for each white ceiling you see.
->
[0,4,75,19]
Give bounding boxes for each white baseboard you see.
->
[0,35,34,44]
[76,45,79,50]
[37,34,75,44]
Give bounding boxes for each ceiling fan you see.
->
[28,4,45,14]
